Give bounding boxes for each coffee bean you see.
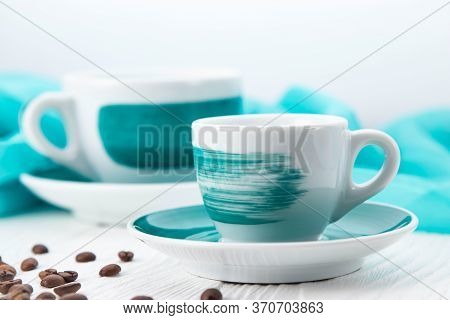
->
[0,270,14,282]
[21,257,38,271]
[7,284,33,300]
[35,292,56,300]
[40,274,65,288]
[118,251,134,262]
[60,293,87,300]
[8,284,33,294]
[0,279,22,294]
[131,295,153,300]
[75,252,96,263]
[200,288,223,300]
[9,292,30,300]
[54,282,81,297]
[0,264,17,276]
[39,268,58,280]
[99,264,121,277]
[58,271,78,283]
[32,244,48,254]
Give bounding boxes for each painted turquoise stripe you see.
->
[325,216,413,240]
[98,97,242,168]
[132,205,414,242]
[134,215,216,240]
[194,147,306,225]
[380,215,412,233]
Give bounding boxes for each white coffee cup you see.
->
[192,113,400,242]
[21,68,242,182]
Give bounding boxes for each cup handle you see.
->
[21,92,94,179]
[332,129,400,222]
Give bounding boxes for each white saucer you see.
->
[128,202,418,283]
[20,169,202,225]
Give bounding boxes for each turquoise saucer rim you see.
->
[128,201,418,247]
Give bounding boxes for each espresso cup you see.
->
[21,68,242,182]
[192,113,400,242]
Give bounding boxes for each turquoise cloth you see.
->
[0,75,449,233]
[0,73,61,215]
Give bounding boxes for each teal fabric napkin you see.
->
[0,73,61,216]
[0,74,449,234]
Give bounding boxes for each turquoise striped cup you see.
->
[192,114,400,242]
[22,68,242,182]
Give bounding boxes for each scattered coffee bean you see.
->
[0,279,22,294]
[9,291,30,300]
[21,257,38,271]
[39,268,58,280]
[58,271,78,283]
[7,284,33,300]
[99,264,121,277]
[32,244,48,254]
[0,263,17,276]
[60,293,87,300]
[35,292,56,300]
[118,251,134,262]
[54,282,81,297]
[8,284,33,294]
[200,288,223,300]
[131,295,153,300]
[75,252,96,263]
[0,270,14,282]
[40,274,65,288]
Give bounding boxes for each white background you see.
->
[0,0,449,127]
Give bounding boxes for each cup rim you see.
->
[63,67,240,85]
[62,67,242,103]
[192,113,348,128]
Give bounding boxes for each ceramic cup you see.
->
[192,113,400,242]
[21,68,242,182]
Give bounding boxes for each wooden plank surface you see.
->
[1,208,449,300]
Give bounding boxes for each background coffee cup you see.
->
[192,113,400,242]
[21,68,242,183]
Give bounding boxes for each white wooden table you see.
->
[1,208,449,300]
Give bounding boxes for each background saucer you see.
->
[20,168,202,225]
